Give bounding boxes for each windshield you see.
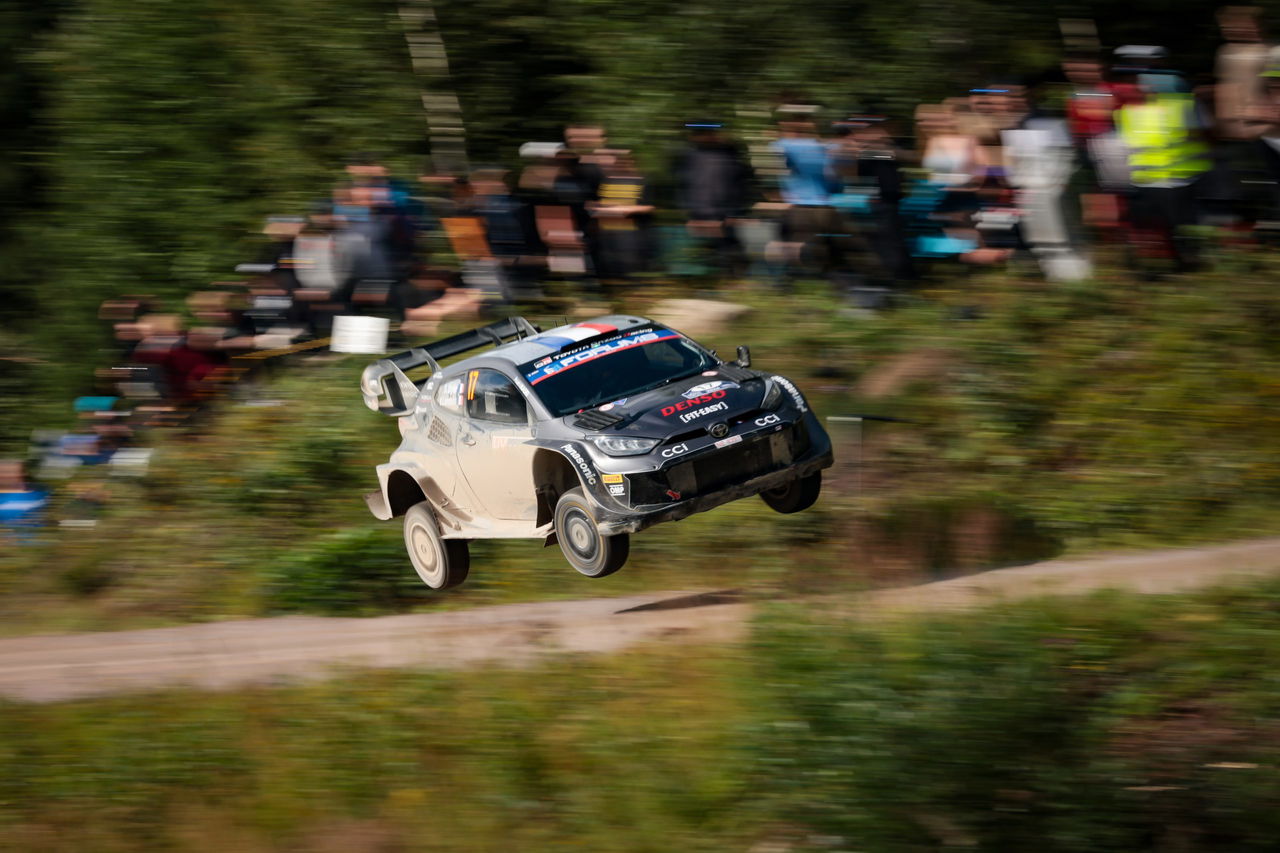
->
[519,326,716,416]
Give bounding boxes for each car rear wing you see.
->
[360,316,541,416]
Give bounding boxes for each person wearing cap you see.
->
[770,107,848,279]
[671,121,757,277]
[960,81,1029,180]
[832,116,912,284]
[1114,47,1212,271]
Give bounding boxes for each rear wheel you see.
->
[760,472,822,514]
[403,502,470,589]
[554,487,629,578]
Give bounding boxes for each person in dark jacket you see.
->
[834,116,914,285]
[670,121,758,276]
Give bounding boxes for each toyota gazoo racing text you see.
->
[360,315,833,588]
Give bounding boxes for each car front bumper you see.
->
[592,417,834,535]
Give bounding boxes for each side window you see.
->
[465,369,529,425]
[434,376,465,414]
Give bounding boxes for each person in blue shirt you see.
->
[772,113,840,206]
[0,459,48,533]
[770,109,852,286]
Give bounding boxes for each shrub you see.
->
[264,526,431,614]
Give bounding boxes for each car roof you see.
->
[469,315,659,369]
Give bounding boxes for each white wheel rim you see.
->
[561,506,600,567]
[409,520,443,585]
[569,518,593,551]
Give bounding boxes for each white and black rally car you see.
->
[361,315,833,588]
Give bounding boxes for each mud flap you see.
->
[364,489,392,520]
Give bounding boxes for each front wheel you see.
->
[554,487,629,578]
[403,502,470,589]
[760,472,822,514]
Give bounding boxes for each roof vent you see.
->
[573,409,625,430]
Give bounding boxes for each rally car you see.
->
[360,315,833,588]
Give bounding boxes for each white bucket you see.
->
[330,315,390,354]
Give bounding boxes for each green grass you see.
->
[5,578,1280,851]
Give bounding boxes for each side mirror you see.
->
[735,345,751,368]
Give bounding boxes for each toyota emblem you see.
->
[708,422,729,438]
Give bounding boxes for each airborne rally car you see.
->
[361,315,833,589]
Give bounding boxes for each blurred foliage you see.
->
[934,261,1280,544]
[749,584,1280,850]
[5,579,1280,849]
[264,526,432,614]
[0,643,755,852]
[35,0,423,305]
[432,0,1267,171]
[0,0,425,448]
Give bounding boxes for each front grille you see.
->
[631,421,810,505]
[674,434,780,494]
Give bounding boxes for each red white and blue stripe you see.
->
[529,322,618,351]
[524,327,680,385]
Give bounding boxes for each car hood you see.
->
[565,370,766,436]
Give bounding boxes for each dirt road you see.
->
[2,537,1278,703]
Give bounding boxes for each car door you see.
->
[453,368,538,520]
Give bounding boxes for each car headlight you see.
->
[591,435,660,456]
[761,378,783,410]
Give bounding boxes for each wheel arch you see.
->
[532,449,580,528]
[385,468,429,518]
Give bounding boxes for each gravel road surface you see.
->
[2,538,1279,703]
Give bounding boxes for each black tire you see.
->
[760,472,822,514]
[403,502,470,589]
[554,487,630,578]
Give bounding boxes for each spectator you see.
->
[1216,7,1271,141]
[290,202,352,332]
[416,157,468,219]
[913,103,1011,265]
[563,125,608,199]
[293,202,350,296]
[1002,97,1093,280]
[0,459,49,533]
[1115,47,1213,272]
[961,81,1028,181]
[771,107,845,276]
[1210,8,1274,227]
[919,103,987,195]
[468,167,543,300]
[1065,56,1122,150]
[1252,50,1280,220]
[590,150,656,284]
[833,116,913,285]
[671,121,757,277]
[517,142,595,278]
[330,182,397,309]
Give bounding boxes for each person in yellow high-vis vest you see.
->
[1116,73,1212,271]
